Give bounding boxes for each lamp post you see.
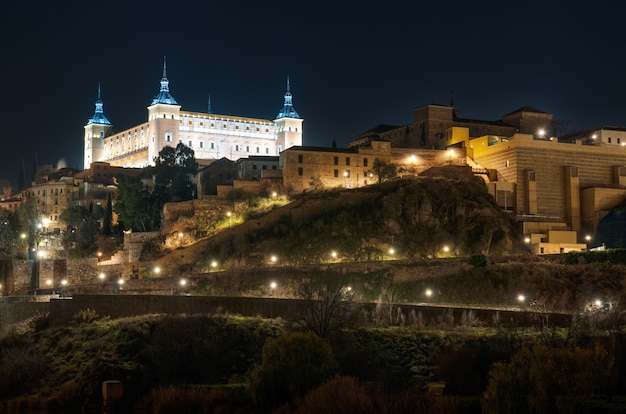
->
[226,211,232,228]
[270,281,277,298]
[343,171,349,188]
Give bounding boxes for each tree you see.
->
[298,272,356,338]
[370,158,397,183]
[482,344,614,414]
[16,198,39,259]
[249,332,337,409]
[0,210,21,259]
[114,175,153,231]
[153,143,198,202]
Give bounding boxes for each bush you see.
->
[469,254,488,267]
[72,308,99,324]
[249,331,337,409]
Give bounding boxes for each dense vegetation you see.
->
[1,310,625,413]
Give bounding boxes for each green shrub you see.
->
[470,254,488,267]
[249,331,337,409]
[72,308,99,324]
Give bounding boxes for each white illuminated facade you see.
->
[84,60,303,170]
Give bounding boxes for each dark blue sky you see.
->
[2,0,624,188]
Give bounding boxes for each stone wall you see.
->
[47,294,574,329]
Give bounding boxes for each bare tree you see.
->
[298,272,356,338]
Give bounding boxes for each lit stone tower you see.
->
[274,76,303,153]
[147,57,181,164]
[83,84,112,169]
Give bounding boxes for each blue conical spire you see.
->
[87,83,111,125]
[276,75,300,119]
[151,56,178,105]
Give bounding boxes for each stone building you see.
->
[279,140,467,194]
[83,60,303,171]
[445,127,626,251]
[349,104,556,150]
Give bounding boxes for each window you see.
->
[256,147,260,153]
[188,140,192,147]
[346,157,350,166]
[334,169,339,177]
[363,158,368,167]
[527,170,535,181]
[246,146,249,152]
[298,167,303,176]
[298,154,303,163]
[210,142,214,149]
[609,137,612,143]
[199,141,204,148]
[252,165,257,170]
[266,148,269,154]
[165,133,172,142]
[236,145,239,151]
[262,165,267,169]
[570,167,578,178]
[334,156,339,165]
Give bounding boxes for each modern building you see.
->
[444,125,626,251]
[348,104,556,150]
[84,60,303,171]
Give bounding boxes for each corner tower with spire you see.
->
[147,57,182,163]
[84,84,113,169]
[274,76,303,153]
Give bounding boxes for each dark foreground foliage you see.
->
[1,312,625,413]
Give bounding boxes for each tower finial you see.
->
[276,75,300,119]
[151,57,178,105]
[87,83,111,125]
[208,93,212,114]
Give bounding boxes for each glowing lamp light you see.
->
[425,289,433,297]
[98,273,106,280]
[179,279,187,286]
[518,294,526,303]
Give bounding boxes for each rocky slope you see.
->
[155,171,527,275]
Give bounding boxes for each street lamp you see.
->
[226,211,232,228]
[270,281,277,298]
[343,170,349,188]
[270,255,278,265]
[98,272,106,281]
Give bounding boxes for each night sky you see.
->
[2,1,624,188]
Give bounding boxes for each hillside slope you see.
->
[155,174,527,274]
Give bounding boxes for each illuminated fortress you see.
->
[83,60,303,170]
